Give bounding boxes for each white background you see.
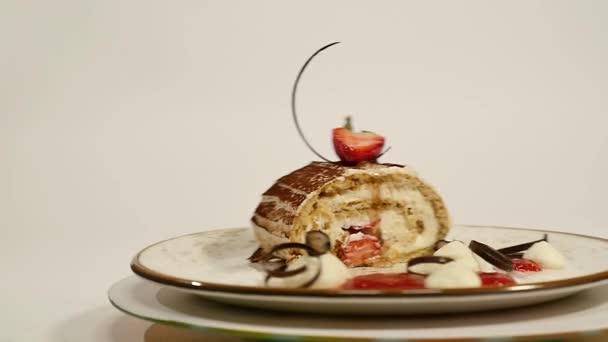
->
[1,1,607,341]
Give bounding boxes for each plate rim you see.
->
[130,224,608,297]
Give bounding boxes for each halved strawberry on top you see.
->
[333,117,385,164]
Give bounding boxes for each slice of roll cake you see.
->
[251,161,450,267]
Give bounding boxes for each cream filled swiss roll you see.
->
[251,161,450,267]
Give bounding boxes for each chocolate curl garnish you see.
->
[291,42,339,162]
[433,239,452,251]
[250,243,311,272]
[257,231,332,262]
[469,240,514,272]
[376,146,392,160]
[506,253,524,259]
[299,257,323,288]
[258,231,330,288]
[305,231,331,256]
[264,264,309,285]
[259,242,316,262]
[406,256,454,275]
[248,247,266,263]
[264,255,323,288]
[497,234,549,255]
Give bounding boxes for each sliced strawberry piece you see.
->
[479,273,517,287]
[339,236,381,267]
[333,117,385,164]
[512,258,543,272]
[342,273,426,290]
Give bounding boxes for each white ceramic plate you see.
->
[130,225,608,314]
[109,275,608,341]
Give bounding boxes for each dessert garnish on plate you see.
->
[342,235,565,290]
[254,230,350,289]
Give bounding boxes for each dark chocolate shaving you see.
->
[248,247,266,262]
[497,234,549,255]
[433,239,452,251]
[255,231,332,264]
[408,256,454,267]
[469,240,514,272]
[257,230,331,288]
[259,258,287,271]
[266,264,308,278]
[375,145,392,160]
[260,242,316,262]
[291,42,340,162]
[305,231,331,256]
[506,253,524,259]
[264,256,322,288]
[407,256,454,275]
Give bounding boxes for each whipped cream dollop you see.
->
[406,241,474,276]
[433,241,481,272]
[425,261,482,289]
[267,253,350,289]
[472,253,496,273]
[407,262,444,275]
[523,241,565,269]
[411,241,486,288]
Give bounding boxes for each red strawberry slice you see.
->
[479,273,517,287]
[512,258,543,272]
[333,117,385,164]
[339,236,381,267]
[342,273,426,290]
